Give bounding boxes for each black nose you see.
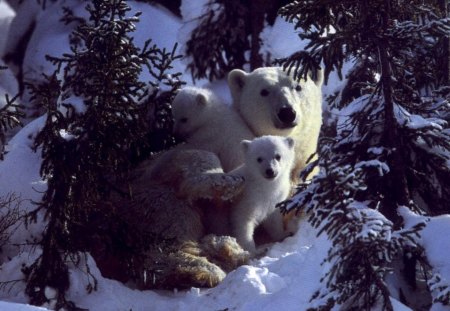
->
[277,107,296,125]
[265,168,275,179]
[278,107,296,124]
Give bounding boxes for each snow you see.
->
[2,0,41,77]
[179,0,209,21]
[177,0,210,87]
[0,59,18,109]
[18,1,191,93]
[395,104,447,131]
[0,301,48,311]
[0,117,46,262]
[399,207,450,283]
[0,0,18,107]
[0,1,15,58]
[355,160,390,176]
[0,221,332,311]
[259,17,309,61]
[0,1,445,310]
[20,1,75,83]
[398,207,450,310]
[73,222,328,311]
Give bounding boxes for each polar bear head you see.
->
[241,135,295,181]
[228,67,323,137]
[171,86,218,141]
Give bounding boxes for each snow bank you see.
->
[399,207,450,311]
[20,1,189,89]
[0,117,46,262]
[0,60,19,109]
[0,220,332,311]
[0,1,15,57]
[0,301,48,311]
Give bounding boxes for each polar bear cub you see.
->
[230,135,296,254]
[172,86,254,172]
[228,67,323,183]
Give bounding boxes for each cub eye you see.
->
[260,89,269,97]
[180,117,188,123]
[275,154,281,161]
[295,84,302,92]
[257,157,263,163]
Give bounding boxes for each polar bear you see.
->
[229,135,296,254]
[97,149,250,289]
[228,67,323,182]
[172,86,254,172]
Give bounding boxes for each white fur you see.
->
[229,135,295,254]
[228,67,323,181]
[172,86,254,172]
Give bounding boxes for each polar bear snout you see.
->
[265,168,277,179]
[276,106,297,128]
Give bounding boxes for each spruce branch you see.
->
[278,0,450,308]
[24,0,183,307]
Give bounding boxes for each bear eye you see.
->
[257,157,263,163]
[260,89,269,97]
[295,84,302,92]
[180,117,188,123]
[275,154,281,161]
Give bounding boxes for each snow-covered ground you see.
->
[0,1,447,310]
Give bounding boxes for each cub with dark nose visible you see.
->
[228,135,296,255]
[228,66,323,184]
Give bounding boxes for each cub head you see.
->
[228,67,323,136]
[241,135,295,180]
[172,87,212,141]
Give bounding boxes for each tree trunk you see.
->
[438,0,450,85]
[249,0,272,69]
[378,0,411,226]
[379,0,417,299]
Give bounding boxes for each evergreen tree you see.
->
[0,193,22,253]
[185,0,249,81]
[0,66,23,159]
[23,0,182,308]
[185,0,288,81]
[0,68,23,254]
[278,0,450,309]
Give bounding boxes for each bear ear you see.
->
[285,137,295,149]
[195,93,208,107]
[228,69,248,103]
[241,140,251,154]
[308,68,324,87]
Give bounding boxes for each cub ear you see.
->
[195,93,208,107]
[228,69,248,103]
[285,137,295,149]
[241,140,252,154]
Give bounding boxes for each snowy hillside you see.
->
[0,1,449,311]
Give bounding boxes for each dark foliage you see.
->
[0,94,23,160]
[0,193,23,253]
[23,0,183,308]
[278,0,450,309]
[0,67,23,159]
[185,0,250,81]
[184,0,289,81]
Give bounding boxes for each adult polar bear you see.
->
[228,67,324,183]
